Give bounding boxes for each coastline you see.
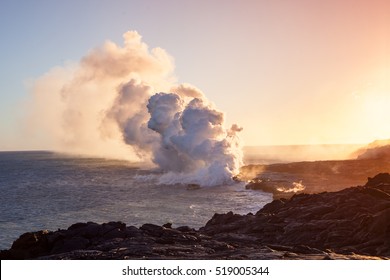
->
[1,173,389,260]
[241,157,390,198]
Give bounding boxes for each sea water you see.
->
[0,151,272,249]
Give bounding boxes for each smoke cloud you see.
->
[351,139,390,159]
[26,30,242,186]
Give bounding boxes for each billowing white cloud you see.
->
[26,30,242,186]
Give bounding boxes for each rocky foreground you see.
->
[1,173,390,260]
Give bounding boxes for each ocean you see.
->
[0,151,272,250]
[0,144,364,250]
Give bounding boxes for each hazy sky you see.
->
[1,0,389,150]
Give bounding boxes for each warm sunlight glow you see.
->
[364,92,389,118]
[364,95,390,137]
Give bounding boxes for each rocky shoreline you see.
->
[241,157,390,198]
[1,173,389,260]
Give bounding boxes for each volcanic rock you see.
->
[1,173,389,260]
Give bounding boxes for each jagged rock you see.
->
[140,224,164,237]
[202,174,390,257]
[365,173,390,187]
[176,226,195,232]
[51,236,89,254]
[163,223,172,228]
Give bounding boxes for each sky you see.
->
[0,0,389,151]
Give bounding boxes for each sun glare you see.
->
[361,90,390,139]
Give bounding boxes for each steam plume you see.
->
[27,31,242,186]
